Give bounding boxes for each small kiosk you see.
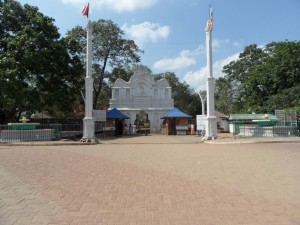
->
[161,107,192,135]
[104,108,129,136]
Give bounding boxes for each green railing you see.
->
[0,124,56,142]
[0,122,105,142]
[231,121,299,137]
[0,123,85,142]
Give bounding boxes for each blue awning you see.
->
[161,107,192,118]
[107,108,129,119]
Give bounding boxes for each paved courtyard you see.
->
[1,136,300,225]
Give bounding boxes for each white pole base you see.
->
[81,117,97,143]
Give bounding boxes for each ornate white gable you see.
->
[109,71,174,130]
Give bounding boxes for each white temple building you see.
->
[109,71,174,131]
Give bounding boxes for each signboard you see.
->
[196,115,206,131]
[93,110,106,122]
[103,127,115,131]
[275,110,285,125]
[176,126,188,130]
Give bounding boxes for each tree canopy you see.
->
[66,19,143,109]
[216,41,300,115]
[153,72,201,117]
[0,0,84,123]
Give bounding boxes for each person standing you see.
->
[129,124,132,135]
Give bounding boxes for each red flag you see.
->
[208,5,213,30]
[82,3,89,17]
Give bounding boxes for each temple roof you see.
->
[161,107,192,118]
[107,108,129,119]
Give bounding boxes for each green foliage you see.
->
[216,41,300,114]
[66,20,143,109]
[215,77,235,114]
[153,72,201,117]
[265,85,300,113]
[0,0,84,123]
[109,67,132,84]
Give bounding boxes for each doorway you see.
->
[135,111,150,134]
[115,119,124,136]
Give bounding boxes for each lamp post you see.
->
[198,90,206,115]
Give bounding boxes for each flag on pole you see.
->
[82,3,89,17]
[208,5,213,30]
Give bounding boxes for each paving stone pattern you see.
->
[0,141,300,225]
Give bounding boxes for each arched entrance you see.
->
[135,111,150,134]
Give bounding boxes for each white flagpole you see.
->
[204,5,217,140]
[81,4,96,142]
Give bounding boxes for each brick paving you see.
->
[0,137,300,225]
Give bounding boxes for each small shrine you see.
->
[104,108,129,136]
[161,107,192,135]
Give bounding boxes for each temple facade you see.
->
[109,71,174,131]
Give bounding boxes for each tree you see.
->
[108,67,132,84]
[130,64,152,76]
[219,41,300,114]
[223,44,267,83]
[243,41,300,113]
[221,44,268,113]
[215,77,235,114]
[0,0,84,123]
[265,85,300,113]
[154,72,201,117]
[66,19,143,109]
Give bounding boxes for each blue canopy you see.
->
[161,107,192,118]
[107,108,129,119]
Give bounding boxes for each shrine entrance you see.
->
[115,119,124,136]
[135,111,150,134]
[168,118,177,135]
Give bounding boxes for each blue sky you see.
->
[17,0,300,91]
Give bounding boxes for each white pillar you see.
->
[204,23,217,140]
[82,21,96,142]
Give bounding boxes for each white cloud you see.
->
[183,67,207,91]
[182,45,206,57]
[153,50,197,71]
[212,38,243,50]
[122,22,170,46]
[152,45,205,71]
[152,37,242,72]
[183,53,240,92]
[233,41,243,48]
[212,39,226,48]
[62,0,157,12]
[62,0,83,4]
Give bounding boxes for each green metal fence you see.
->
[0,124,55,142]
[231,121,300,137]
[0,124,82,142]
[0,122,105,142]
